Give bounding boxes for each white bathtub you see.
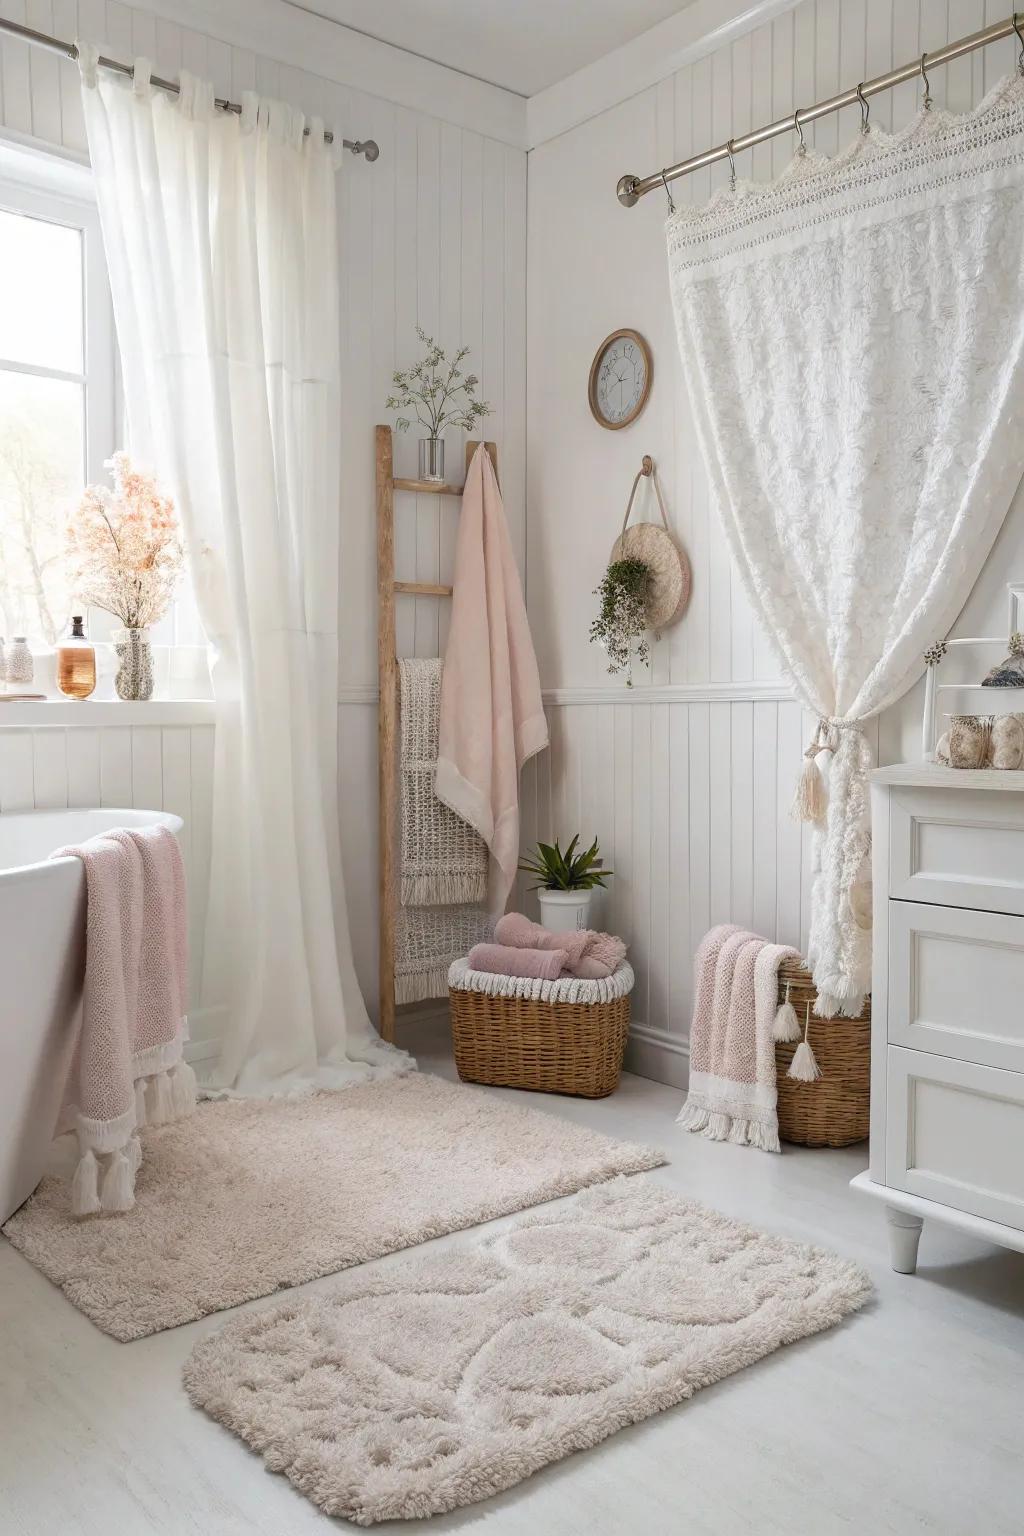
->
[0,807,183,1222]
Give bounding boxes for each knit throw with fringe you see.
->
[399,658,487,907]
[50,826,196,1217]
[677,925,798,1154]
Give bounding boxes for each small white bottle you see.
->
[7,636,33,687]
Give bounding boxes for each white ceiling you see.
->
[284,0,697,96]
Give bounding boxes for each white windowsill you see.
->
[0,699,217,727]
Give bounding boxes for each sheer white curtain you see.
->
[79,49,409,1092]
[668,79,1024,1015]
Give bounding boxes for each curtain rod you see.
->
[0,15,380,161]
[616,12,1024,206]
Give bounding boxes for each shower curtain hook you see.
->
[726,138,737,190]
[1014,13,1024,76]
[793,107,807,155]
[856,82,870,135]
[660,168,675,214]
[920,52,933,110]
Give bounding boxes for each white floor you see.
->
[2,1023,1022,1536]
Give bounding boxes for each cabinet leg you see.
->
[886,1206,924,1275]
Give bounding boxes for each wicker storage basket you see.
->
[448,962,632,1099]
[775,956,870,1147]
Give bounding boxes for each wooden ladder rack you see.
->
[375,425,498,1043]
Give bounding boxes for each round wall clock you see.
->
[588,328,653,430]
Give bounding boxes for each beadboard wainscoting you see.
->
[517,686,863,1087]
[0,711,218,1060]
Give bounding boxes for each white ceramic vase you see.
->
[537,888,593,933]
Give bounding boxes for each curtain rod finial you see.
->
[617,173,640,208]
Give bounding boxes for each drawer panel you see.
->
[889,786,1024,915]
[888,902,1024,1072]
[885,1047,1024,1231]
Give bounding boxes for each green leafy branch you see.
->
[386,327,492,437]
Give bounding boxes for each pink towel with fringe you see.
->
[436,446,548,917]
[676,924,799,1154]
[468,942,567,981]
[493,911,626,979]
[51,825,196,1216]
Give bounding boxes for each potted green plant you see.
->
[386,328,491,483]
[590,557,652,685]
[518,835,612,931]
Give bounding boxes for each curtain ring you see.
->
[1014,13,1024,77]
[660,168,675,215]
[793,107,806,155]
[726,138,737,190]
[920,52,932,110]
[856,82,870,135]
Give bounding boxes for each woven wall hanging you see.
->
[609,455,690,628]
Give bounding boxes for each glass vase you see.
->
[114,627,154,701]
[418,437,445,482]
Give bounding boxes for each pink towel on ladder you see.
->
[51,825,195,1215]
[436,446,548,917]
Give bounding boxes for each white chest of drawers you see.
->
[852,763,1024,1273]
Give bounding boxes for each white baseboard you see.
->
[625,1022,690,1091]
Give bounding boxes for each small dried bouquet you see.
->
[64,453,184,630]
[386,327,491,437]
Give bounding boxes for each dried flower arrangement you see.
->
[64,453,184,629]
[590,556,652,685]
[386,328,492,438]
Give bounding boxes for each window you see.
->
[0,173,114,650]
[0,154,208,697]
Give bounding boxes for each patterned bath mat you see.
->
[183,1178,871,1525]
[2,1074,664,1340]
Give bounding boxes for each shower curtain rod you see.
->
[0,15,380,160]
[616,12,1024,206]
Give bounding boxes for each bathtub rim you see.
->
[0,807,184,880]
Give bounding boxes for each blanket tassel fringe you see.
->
[676,1101,781,1155]
[100,1147,136,1213]
[71,1148,101,1217]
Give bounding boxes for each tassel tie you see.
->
[773,981,802,1043]
[791,716,866,826]
[787,1002,822,1082]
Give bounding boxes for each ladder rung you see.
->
[394,581,454,597]
[393,478,464,496]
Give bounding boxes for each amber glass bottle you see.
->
[56,615,97,700]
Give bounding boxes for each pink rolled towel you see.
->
[493,912,626,979]
[468,942,568,981]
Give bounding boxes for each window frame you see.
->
[0,171,116,509]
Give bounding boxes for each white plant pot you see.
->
[537,888,593,933]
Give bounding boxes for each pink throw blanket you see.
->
[52,825,195,1215]
[468,943,567,981]
[493,911,626,979]
[436,446,548,916]
[677,924,799,1154]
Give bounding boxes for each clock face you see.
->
[590,330,651,429]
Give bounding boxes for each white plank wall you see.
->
[525,0,1024,1084]
[0,722,215,1043]
[0,0,528,1037]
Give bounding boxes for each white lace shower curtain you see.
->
[80,50,409,1091]
[668,77,1024,1015]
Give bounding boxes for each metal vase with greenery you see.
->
[590,556,652,686]
[386,328,491,482]
[519,835,612,932]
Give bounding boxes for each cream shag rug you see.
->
[2,1074,664,1341]
[184,1179,872,1525]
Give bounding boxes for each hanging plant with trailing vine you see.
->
[589,557,652,685]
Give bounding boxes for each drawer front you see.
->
[885,1046,1024,1231]
[889,786,1024,915]
[888,901,1024,1072]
